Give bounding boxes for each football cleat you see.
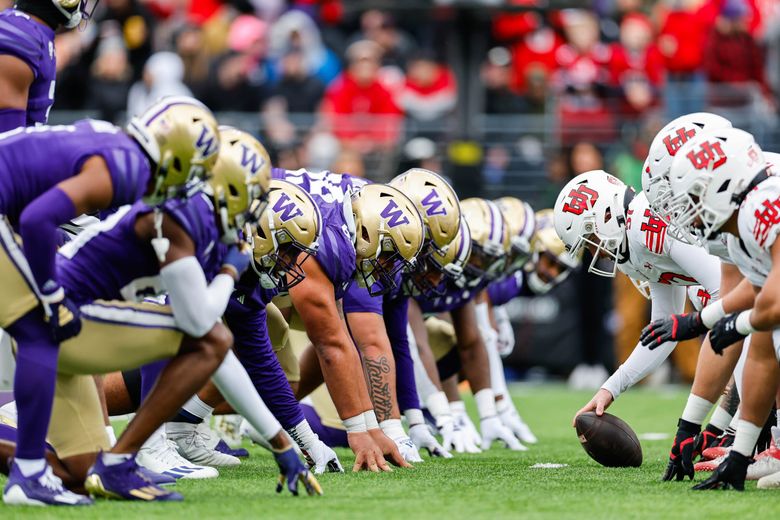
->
[85,455,182,502]
[137,430,218,480]
[693,424,723,459]
[167,422,241,467]
[214,439,249,458]
[137,467,176,486]
[692,451,751,491]
[746,428,780,480]
[757,468,780,489]
[702,446,731,461]
[694,455,725,472]
[3,462,92,506]
[212,414,246,449]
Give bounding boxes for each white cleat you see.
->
[137,429,219,480]
[0,401,17,424]
[757,469,780,489]
[167,422,240,467]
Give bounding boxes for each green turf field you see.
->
[2,384,776,519]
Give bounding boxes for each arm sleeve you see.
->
[668,238,722,299]
[160,257,235,337]
[601,283,686,399]
[406,323,440,405]
[383,297,420,412]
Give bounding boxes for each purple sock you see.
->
[139,359,169,402]
[8,311,60,459]
[0,108,26,132]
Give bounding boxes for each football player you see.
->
[0,96,219,506]
[553,170,722,435]
[272,167,423,472]
[648,128,780,490]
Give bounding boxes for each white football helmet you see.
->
[667,127,765,244]
[642,113,732,216]
[553,170,629,277]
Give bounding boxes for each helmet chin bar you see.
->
[571,233,619,278]
[403,252,446,298]
[667,183,724,246]
[357,250,408,297]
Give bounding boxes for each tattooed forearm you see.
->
[364,356,393,422]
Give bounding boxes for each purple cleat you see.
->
[137,466,177,486]
[84,454,183,502]
[3,461,92,506]
[214,439,249,458]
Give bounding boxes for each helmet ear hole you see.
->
[361,225,370,243]
[603,208,612,223]
[172,157,182,173]
[717,180,730,193]
[229,185,239,197]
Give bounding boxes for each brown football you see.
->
[575,411,643,467]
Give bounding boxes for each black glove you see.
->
[662,419,700,481]
[709,313,746,355]
[640,313,707,349]
[693,423,724,458]
[692,451,751,491]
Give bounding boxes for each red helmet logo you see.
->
[686,141,727,171]
[662,127,697,156]
[562,185,599,216]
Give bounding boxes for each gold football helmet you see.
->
[209,127,271,243]
[352,183,425,295]
[460,198,508,282]
[126,96,220,205]
[526,209,580,294]
[51,0,97,28]
[431,218,473,282]
[251,179,322,290]
[495,196,536,273]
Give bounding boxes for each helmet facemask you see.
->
[251,222,317,291]
[463,241,506,285]
[568,212,622,278]
[357,227,415,297]
[403,244,447,297]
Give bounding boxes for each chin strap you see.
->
[731,168,769,207]
[151,208,170,263]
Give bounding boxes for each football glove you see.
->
[692,451,751,491]
[409,423,452,458]
[40,281,82,343]
[450,402,483,453]
[301,439,343,475]
[494,306,515,357]
[662,418,700,481]
[222,244,252,280]
[273,447,323,496]
[639,313,706,349]
[497,400,537,444]
[693,423,724,458]
[380,419,423,463]
[480,415,525,451]
[709,313,745,355]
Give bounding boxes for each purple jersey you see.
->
[415,277,490,314]
[0,9,56,125]
[57,192,223,304]
[486,272,528,306]
[0,120,150,225]
[272,168,359,299]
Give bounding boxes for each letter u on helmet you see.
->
[643,112,732,216]
[352,184,425,296]
[553,170,628,277]
[460,198,509,283]
[495,196,536,273]
[126,96,220,205]
[252,179,322,291]
[667,127,765,245]
[208,127,271,244]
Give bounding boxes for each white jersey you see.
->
[602,192,722,399]
[728,175,780,287]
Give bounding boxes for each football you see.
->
[575,412,643,468]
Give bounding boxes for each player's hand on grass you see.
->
[302,438,344,475]
[662,419,700,481]
[691,451,750,491]
[497,400,537,445]
[480,416,524,451]
[348,431,392,473]
[450,401,483,453]
[571,388,614,427]
[409,423,452,459]
[639,313,707,349]
[273,447,323,496]
[369,427,413,468]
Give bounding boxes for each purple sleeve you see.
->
[225,298,304,430]
[19,187,76,289]
[0,108,25,131]
[486,272,523,306]
[383,296,420,412]
[342,280,383,314]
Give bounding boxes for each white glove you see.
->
[497,399,537,444]
[380,419,423,463]
[288,419,344,474]
[480,415,526,451]
[409,423,452,458]
[450,401,482,453]
[494,306,515,357]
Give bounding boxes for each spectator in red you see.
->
[396,50,456,122]
[702,0,775,109]
[656,0,711,117]
[321,40,402,153]
[505,14,563,94]
[609,13,665,118]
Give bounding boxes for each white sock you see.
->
[733,419,762,457]
[182,395,214,421]
[681,394,714,425]
[709,406,733,432]
[212,351,281,441]
[729,409,741,430]
[14,458,46,477]
[101,452,132,466]
[105,425,117,447]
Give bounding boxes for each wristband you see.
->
[342,414,367,433]
[379,419,406,441]
[363,410,379,430]
[735,310,757,335]
[426,391,452,419]
[474,388,498,420]
[404,408,425,426]
[700,300,726,329]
